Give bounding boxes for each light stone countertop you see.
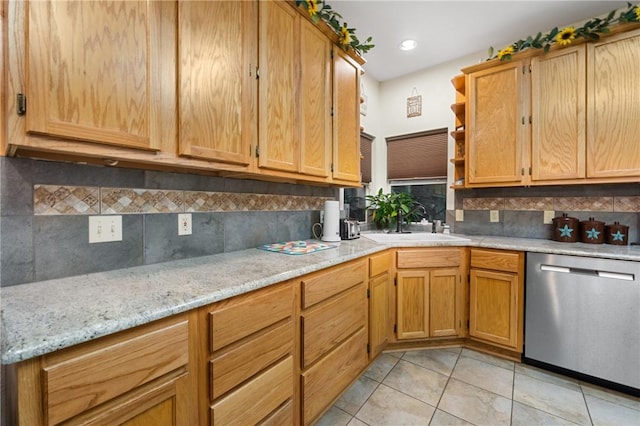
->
[1,235,639,364]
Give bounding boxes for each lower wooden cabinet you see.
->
[395,248,465,341]
[368,251,391,359]
[204,281,295,426]
[469,248,525,352]
[299,258,368,425]
[7,314,198,426]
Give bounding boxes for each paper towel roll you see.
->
[322,200,341,242]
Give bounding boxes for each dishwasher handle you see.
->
[540,264,635,281]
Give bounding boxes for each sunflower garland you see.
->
[295,0,374,55]
[489,2,640,61]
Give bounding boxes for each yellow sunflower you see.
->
[556,26,576,46]
[340,24,352,46]
[307,0,319,18]
[635,6,640,21]
[497,46,514,60]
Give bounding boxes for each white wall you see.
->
[360,50,485,209]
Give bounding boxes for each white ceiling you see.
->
[330,0,630,81]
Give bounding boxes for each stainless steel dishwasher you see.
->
[525,252,640,394]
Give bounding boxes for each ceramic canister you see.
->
[605,221,629,245]
[579,217,605,244]
[552,213,579,243]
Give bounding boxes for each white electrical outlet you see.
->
[178,213,192,236]
[490,210,500,222]
[455,209,464,222]
[543,210,555,224]
[89,215,122,243]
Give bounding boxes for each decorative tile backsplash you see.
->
[34,185,100,215]
[463,196,638,213]
[34,185,331,216]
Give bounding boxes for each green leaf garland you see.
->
[490,2,640,61]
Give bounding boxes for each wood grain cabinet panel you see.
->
[211,356,293,426]
[301,328,368,425]
[466,60,525,185]
[369,272,390,359]
[301,259,366,309]
[395,249,463,341]
[25,0,160,150]
[178,0,256,166]
[44,321,189,425]
[301,283,366,367]
[299,17,331,177]
[531,45,586,181]
[587,28,640,179]
[332,47,361,183]
[11,314,197,426]
[469,249,524,352]
[209,282,293,352]
[258,0,299,173]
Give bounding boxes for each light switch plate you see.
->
[89,215,122,243]
[490,210,500,222]
[178,213,192,236]
[543,210,555,224]
[455,209,464,222]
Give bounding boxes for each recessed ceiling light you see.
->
[400,39,417,51]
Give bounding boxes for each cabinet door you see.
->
[299,18,331,177]
[396,270,429,340]
[332,47,361,182]
[369,273,390,359]
[178,0,256,166]
[587,29,640,178]
[531,45,586,181]
[429,268,458,337]
[258,1,299,172]
[467,60,526,185]
[469,269,519,349]
[25,0,160,150]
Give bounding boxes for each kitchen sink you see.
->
[361,232,471,244]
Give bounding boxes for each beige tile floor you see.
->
[316,348,640,426]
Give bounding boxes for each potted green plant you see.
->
[365,189,420,230]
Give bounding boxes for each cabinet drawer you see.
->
[471,248,521,273]
[369,251,391,277]
[301,327,367,425]
[209,282,293,352]
[397,248,461,269]
[301,259,366,309]
[301,283,366,367]
[210,321,293,400]
[211,356,293,426]
[43,320,189,426]
[260,400,294,426]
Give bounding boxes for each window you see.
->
[390,180,447,222]
[386,128,448,222]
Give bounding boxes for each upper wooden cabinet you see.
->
[466,60,526,185]
[332,47,362,183]
[463,26,640,187]
[177,0,256,167]
[299,18,332,178]
[258,0,299,173]
[531,45,586,181]
[586,28,640,179]
[24,0,161,151]
[4,0,364,187]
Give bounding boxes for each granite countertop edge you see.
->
[2,235,638,364]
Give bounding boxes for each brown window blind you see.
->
[360,132,374,184]
[386,128,448,180]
